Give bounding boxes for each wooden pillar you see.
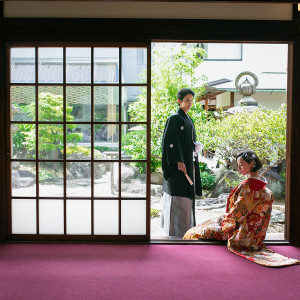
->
[0,1,6,242]
[204,98,208,111]
[286,36,300,246]
[230,91,234,107]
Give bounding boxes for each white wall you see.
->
[4,1,293,20]
[234,91,287,110]
[216,92,230,109]
[199,43,288,84]
[215,91,286,111]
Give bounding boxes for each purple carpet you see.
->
[0,244,299,299]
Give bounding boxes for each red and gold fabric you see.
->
[184,177,300,267]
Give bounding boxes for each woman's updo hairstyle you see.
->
[236,150,263,172]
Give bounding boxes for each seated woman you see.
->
[184,151,300,267]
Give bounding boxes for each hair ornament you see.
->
[244,153,256,160]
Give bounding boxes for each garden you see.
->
[125,44,287,239]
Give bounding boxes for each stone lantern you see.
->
[227,71,259,114]
[11,104,20,133]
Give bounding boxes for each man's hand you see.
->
[177,162,186,174]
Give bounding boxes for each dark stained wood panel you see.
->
[0,18,299,42]
[287,37,300,246]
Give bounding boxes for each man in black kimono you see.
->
[161,88,202,238]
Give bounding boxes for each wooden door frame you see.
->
[0,3,299,245]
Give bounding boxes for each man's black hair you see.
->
[177,88,195,101]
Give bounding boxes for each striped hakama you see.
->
[161,192,194,238]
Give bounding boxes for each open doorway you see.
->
[148,42,288,241]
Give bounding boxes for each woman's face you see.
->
[237,157,254,176]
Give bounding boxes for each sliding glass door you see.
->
[8,42,150,242]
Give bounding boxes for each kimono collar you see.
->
[177,107,190,119]
[245,177,267,191]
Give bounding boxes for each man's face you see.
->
[178,94,194,113]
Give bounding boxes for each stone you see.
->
[208,167,240,198]
[151,172,164,185]
[18,177,35,187]
[264,170,285,200]
[12,170,36,188]
[11,170,21,188]
[270,209,285,224]
[151,184,163,197]
[120,163,136,183]
[121,179,146,195]
[67,161,91,179]
[196,193,229,210]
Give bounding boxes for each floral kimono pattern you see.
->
[184,178,300,267]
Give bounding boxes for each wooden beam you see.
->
[0,19,299,42]
[2,0,298,2]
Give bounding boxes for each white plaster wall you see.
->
[216,92,230,109]
[234,91,287,110]
[4,1,293,20]
[198,43,289,84]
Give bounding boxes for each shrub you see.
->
[150,208,160,218]
[200,171,216,190]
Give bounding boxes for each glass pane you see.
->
[66,86,91,122]
[38,48,63,83]
[38,87,63,122]
[39,162,64,197]
[94,162,119,197]
[121,86,146,122]
[121,162,146,198]
[121,48,147,84]
[12,124,36,159]
[11,86,35,121]
[67,200,91,235]
[66,124,91,160]
[11,48,35,83]
[39,199,64,234]
[12,199,36,234]
[94,124,119,159]
[66,162,91,197]
[121,124,146,160]
[94,200,119,235]
[12,161,36,197]
[94,86,119,122]
[66,48,91,84]
[38,124,63,160]
[121,200,146,235]
[94,48,119,83]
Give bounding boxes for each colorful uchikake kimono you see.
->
[184,177,300,267]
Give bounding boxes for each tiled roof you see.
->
[11,62,118,105]
[11,62,118,84]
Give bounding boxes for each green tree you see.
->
[199,105,287,175]
[124,44,208,172]
[24,93,83,159]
